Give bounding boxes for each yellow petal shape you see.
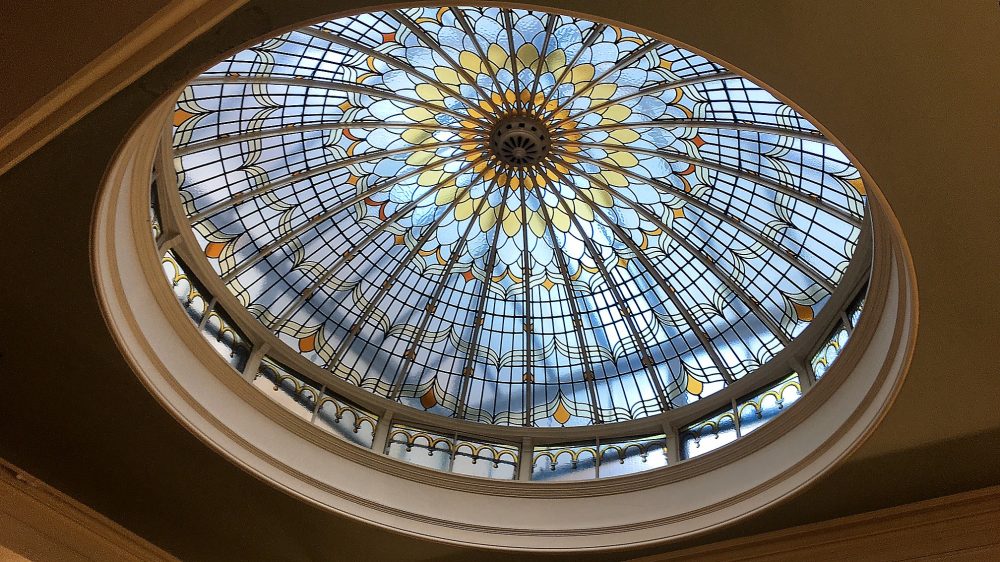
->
[607,150,639,168]
[600,104,632,123]
[573,199,594,222]
[418,167,447,186]
[433,66,463,86]
[487,43,510,71]
[458,50,483,74]
[528,212,547,237]
[414,83,444,101]
[609,128,641,144]
[406,150,436,166]
[402,128,433,145]
[550,206,571,232]
[502,208,521,236]
[569,64,595,89]
[403,106,434,122]
[590,83,617,100]
[516,42,538,71]
[686,373,704,395]
[793,302,814,322]
[420,387,437,409]
[599,171,628,187]
[553,400,571,425]
[589,189,613,208]
[454,196,475,220]
[435,185,457,205]
[544,49,565,74]
[479,206,498,231]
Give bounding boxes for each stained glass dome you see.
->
[168,5,866,428]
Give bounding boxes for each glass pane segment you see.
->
[254,358,320,421]
[314,389,378,448]
[681,408,738,459]
[386,424,453,471]
[812,323,850,379]
[160,251,209,325]
[849,292,866,328]
[451,436,519,480]
[201,306,251,371]
[598,434,668,478]
[737,374,802,435]
[531,442,598,481]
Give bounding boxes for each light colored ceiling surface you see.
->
[0,1,997,561]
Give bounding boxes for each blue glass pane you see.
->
[532,442,598,481]
[598,435,668,478]
[812,324,850,379]
[737,374,801,435]
[681,408,738,459]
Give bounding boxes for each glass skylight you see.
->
[167,6,866,428]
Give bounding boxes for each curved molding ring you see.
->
[92,6,917,551]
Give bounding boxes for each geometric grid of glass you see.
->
[169,6,866,427]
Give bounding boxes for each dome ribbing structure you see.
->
[168,5,866,428]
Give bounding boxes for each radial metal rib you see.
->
[554,148,838,294]
[501,9,522,110]
[312,165,494,375]
[548,72,736,129]
[561,141,861,226]
[299,26,493,127]
[542,158,736,384]
[186,140,473,222]
[389,9,505,116]
[176,121,479,158]
[450,7,514,113]
[221,151,480,283]
[552,119,831,144]
[532,185,609,422]
[547,164,671,411]
[454,177,516,419]
[556,158,792,345]
[517,170,538,425]
[535,23,607,113]
[387,173,502,400]
[190,75,474,124]
[271,157,489,332]
[542,39,660,121]
[526,14,557,112]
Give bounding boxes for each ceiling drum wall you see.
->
[91,3,917,552]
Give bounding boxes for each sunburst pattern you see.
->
[168,6,866,427]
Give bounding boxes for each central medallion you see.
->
[489,114,551,168]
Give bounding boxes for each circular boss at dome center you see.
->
[490,114,551,167]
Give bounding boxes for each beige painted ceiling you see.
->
[0,1,998,560]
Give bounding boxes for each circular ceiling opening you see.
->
[94,3,915,552]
